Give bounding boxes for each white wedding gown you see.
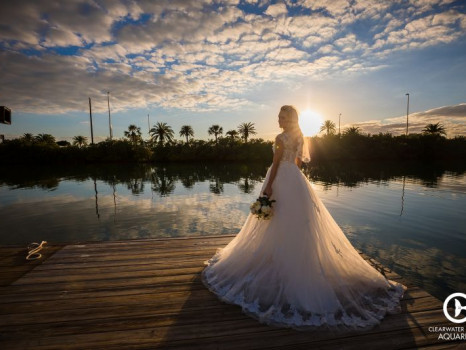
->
[201,132,407,331]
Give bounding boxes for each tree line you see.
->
[310,120,466,161]
[84,122,256,147]
[319,120,448,137]
[0,121,270,164]
[0,120,464,164]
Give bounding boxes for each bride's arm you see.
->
[295,157,302,168]
[263,137,283,197]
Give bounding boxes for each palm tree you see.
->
[151,169,176,196]
[150,122,174,145]
[343,126,361,136]
[72,135,88,147]
[320,120,336,135]
[35,133,56,144]
[422,122,446,136]
[179,125,194,143]
[21,133,35,143]
[226,130,239,140]
[208,124,223,144]
[237,122,257,143]
[124,124,142,144]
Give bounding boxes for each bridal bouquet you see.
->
[250,195,276,220]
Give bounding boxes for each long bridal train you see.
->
[201,149,406,331]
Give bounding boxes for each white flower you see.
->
[261,205,271,214]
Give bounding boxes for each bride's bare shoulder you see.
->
[275,131,286,140]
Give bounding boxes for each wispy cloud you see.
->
[0,0,464,116]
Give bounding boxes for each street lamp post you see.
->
[107,91,113,140]
[88,97,94,144]
[405,93,410,135]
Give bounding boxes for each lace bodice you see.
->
[272,132,303,163]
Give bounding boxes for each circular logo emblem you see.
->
[443,292,466,324]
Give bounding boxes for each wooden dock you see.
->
[0,235,462,349]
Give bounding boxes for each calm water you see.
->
[0,161,465,301]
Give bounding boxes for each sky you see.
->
[0,0,465,142]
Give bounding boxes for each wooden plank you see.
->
[30,250,219,265]
[0,282,430,309]
[0,268,409,299]
[155,318,460,350]
[411,343,466,350]
[0,308,455,350]
[4,258,403,283]
[0,278,445,339]
[6,255,404,284]
[59,234,235,249]
[0,285,440,320]
[0,235,454,350]
[4,259,402,288]
[56,243,225,254]
[0,280,436,325]
[10,265,206,285]
[1,241,404,292]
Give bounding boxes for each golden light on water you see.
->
[299,109,324,136]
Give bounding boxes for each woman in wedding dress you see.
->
[201,105,407,331]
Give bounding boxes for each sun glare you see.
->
[299,109,324,136]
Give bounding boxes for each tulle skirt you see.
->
[201,160,407,331]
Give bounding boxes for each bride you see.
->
[201,105,407,331]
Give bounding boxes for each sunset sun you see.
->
[299,109,324,136]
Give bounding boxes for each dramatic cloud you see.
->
[349,104,466,137]
[0,0,464,115]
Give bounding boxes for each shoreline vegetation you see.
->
[1,122,465,164]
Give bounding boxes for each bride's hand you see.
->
[263,186,273,197]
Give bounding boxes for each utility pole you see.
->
[88,97,94,144]
[107,91,113,140]
[338,113,341,137]
[147,113,151,139]
[405,93,410,135]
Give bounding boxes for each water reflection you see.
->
[151,167,176,196]
[238,177,255,194]
[303,160,466,190]
[93,177,100,219]
[400,175,406,216]
[2,160,465,193]
[351,227,466,302]
[0,160,465,301]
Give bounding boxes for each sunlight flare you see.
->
[299,109,324,136]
